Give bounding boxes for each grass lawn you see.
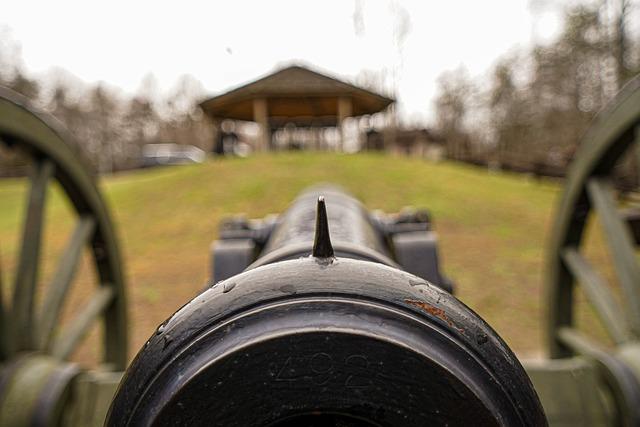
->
[0,152,579,361]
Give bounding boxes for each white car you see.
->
[142,143,206,167]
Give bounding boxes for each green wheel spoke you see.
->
[12,159,55,350]
[587,177,640,335]
[557,326,605,358]
[0,88,128,370]
[636,126,640,188]
[561,248,631,344]
[0,247,6,360]
[542,75,640,421]
[0,89,129,426]
[37,216,96,351]
[51,286,114,360]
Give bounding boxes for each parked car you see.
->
[142,143,206,167]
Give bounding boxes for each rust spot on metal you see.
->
[404,299,464,333]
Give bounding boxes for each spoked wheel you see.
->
[547,76,640,425]
[0,87,127,426]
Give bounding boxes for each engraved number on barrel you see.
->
[310,352,333,385]
[274,356,298,382]
[345,354,372,388]
[272,353,373,387]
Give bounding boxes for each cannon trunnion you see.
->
[108,193,545,426]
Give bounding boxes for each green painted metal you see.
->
[12,160,54,351]
[0,354,79,427]
[37,216,97,350]
[636,127,640,188]
[617,343,640,382]
[52,287,115,360]
[0,248,6,362]
[561,248,630,344]
[558,326,610,356]
[0,87,128,367]
[587,178,640,332]
[0,87,128,426]
[524,357,614,426]
[547,76,640,357]
[0,358,121,427]
[67,370,123,427]
[546,75,640,426]
[557,328,640,426]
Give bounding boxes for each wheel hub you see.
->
[0,353,80,426]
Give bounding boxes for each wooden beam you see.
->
[253,98,270,152]
[337,96,352,152]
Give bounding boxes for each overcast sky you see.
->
[2,1,566,122]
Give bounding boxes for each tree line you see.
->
[434,1,639,183]
[0,32,213,176]
[2,2,639,179]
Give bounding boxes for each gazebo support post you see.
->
[210,118,223,155]
[337,96,353,152]
[253,98,270,152]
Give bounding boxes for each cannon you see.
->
[0,76,639,426]
[107,188,543,426]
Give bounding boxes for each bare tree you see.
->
[435,2,638,176]
[434,67,473,161]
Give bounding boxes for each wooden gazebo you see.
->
[199,65,394,151]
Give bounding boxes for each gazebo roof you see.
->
[199,65,394,126]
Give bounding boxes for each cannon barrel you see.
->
[107,186,545,426]
[212,186,453,292]
[261,187,391,263]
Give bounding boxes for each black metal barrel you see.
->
[254,186,396,268]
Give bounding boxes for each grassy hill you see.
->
[0,152,570,360]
